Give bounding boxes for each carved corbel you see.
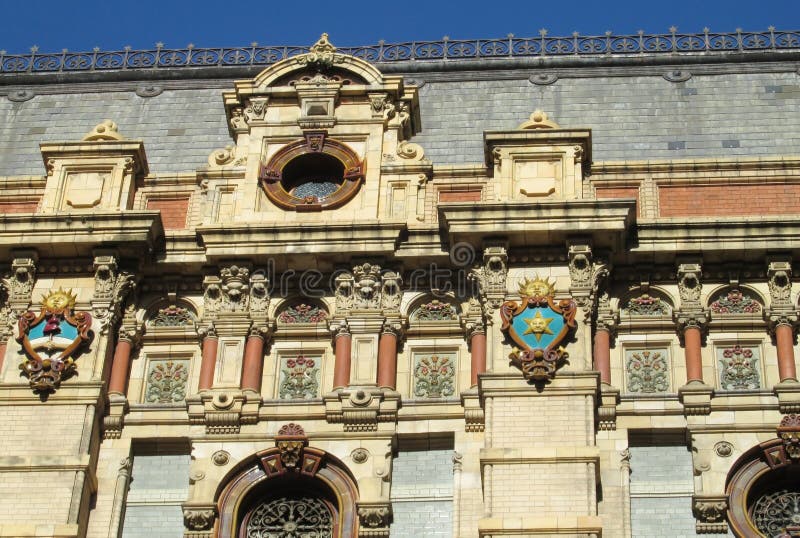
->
[92,252,137,335]
[470,241,508,311]
[380,270,403,313]
[356,501,392,538]
[351,263,382,310]
[692,495,729,534]
[182,503,217,538]
[674,260,709,341]
[323,387,400,432]
[243,97,269,123]
[567,242,593,300]
[768,259,793,310]
[3,252,37,317]
[334,271,355,314]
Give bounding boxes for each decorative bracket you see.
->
[323,387,400,431]
[692,495,729,534]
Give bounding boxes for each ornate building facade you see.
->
[1,30,800,537]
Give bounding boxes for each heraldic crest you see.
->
[17,288,92,392]
[500,276,577,383]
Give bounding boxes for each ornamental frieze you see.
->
[500,276,576,383]
[17,288,92,393]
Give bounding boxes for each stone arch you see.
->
[142,298,198,329]
[273,297,330,325]
[725,415,800,537]
[619,286,675,317]
[250,35,384,90]
[706,285,764,315]
[405,294,460,322]
[215,424,359,538]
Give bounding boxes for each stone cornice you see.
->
[484,128,592,166]
[632,217,800,261]
[197,220,406,263]
[0,210,163,259]
[592,155,800,176]
[438,199,634,250]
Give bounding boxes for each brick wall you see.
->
[0,200,38,213]
[390,439,453,538]
[595,186,640,216]
[490,462,591,516]
[0,471,75,523]
[146,196,190,229]
[121,453,190,538]
[490,396,592,448]
[658,183,800,217]
[438,189,482,202]
[0,404,87,456]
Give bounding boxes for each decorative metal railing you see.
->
[2,28,799,74]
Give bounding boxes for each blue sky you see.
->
[1,0,798,54]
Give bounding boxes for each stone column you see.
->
[593,328,612,384]
[108,336,134,395]
[773,319,798,382]
[240,329,266,393]
[683,323,705,383]
[198,327,218,391]
[377,323,400,389]
[469,328,487,387]
[332,322,352,389]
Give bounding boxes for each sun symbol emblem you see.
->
[522,310,555,342]
[42,288,78,311]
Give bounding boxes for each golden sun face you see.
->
[42,288,77,311]
[518,276,556,298]
[522,310,554,341]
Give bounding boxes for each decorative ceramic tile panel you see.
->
[413,353,456,398]
[411,300,458,321]
[709,289,762,314]
[145,360,189,403]
[148,305,196,327]
[717,344,761,390]
[277,304,328,323]
[623,294,670,316]
[278,355,321,399]
[625,349,670,393]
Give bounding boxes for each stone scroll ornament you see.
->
[500,276,576,383]
[17,288,92,393]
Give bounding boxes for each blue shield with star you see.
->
[510,305,566,351]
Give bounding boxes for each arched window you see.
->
[726,415,800,537]
[215,424,360,538]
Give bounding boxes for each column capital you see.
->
[767,310,799,334]
[674,309,709,339]
[329,319,351,339]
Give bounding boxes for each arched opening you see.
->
[726,415,800,537]
[281,153,345,201]
[238,474,338,538]
[216,425,359,538]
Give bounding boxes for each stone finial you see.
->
[311,33,336,54]
[82,120,125,141]
[518,109,560,130]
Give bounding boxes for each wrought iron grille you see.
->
[246,497,333,538]
[752,489,800,537]
[2,29,799,74]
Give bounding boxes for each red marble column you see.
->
[0,340,8,380]
[198,335,219,391]
[376,330,398,389]
[683,326,704,383]
[470,330,487,387]
[108,338,134,395]
[775,323,798,381]
[593,328,612,385]
[240,334,265,392]
[333,331,352,389]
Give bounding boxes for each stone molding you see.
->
[323,387,400,431]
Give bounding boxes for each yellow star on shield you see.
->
[522,310,554,342]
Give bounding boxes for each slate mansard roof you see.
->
[1,31,800,176]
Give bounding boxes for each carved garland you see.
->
[258,133,364,211]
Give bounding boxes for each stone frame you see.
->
[258,134,364,212]
[621,343,673,395]
[711,340,765,392]
[274,349,326,401]
[408,348,459,400]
